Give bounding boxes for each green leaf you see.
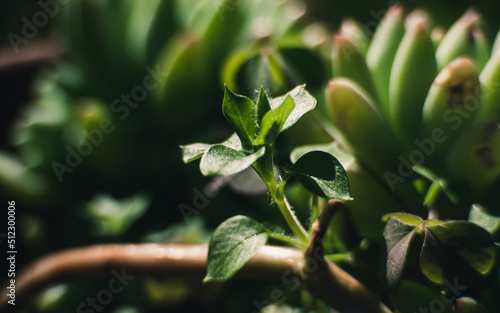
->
[222,86,258,150]
[427,221,496,276]
[180,143,213,163]
[289,143,351,165]
[254,96,295,146]
[204,215,268,282]
[256,86,271,127]
[200,145,265,176]
[383,216,421,289]
[85,193,151,236]
[269,85,316,131]
[381,213,423,226]
[220,132,243,150]
[290,151,350,200]
[469,204,500,239]
[180,133,243,164]
[420,229,446,285]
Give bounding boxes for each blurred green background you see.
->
[1,0,499,312]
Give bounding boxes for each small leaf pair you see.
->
[383,213,496,290]
[181,85,316,177]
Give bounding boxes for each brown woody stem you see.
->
[2,227,391,312]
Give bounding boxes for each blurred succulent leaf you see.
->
[420,57,480,165]
[474,50,500,124]
[204,215,268,282]
[200,145,265,176]
[333,35,378,101]
[339,19,370,56]
[290,151,350,200]
[125,0,163,66]
[326,78,399,176]
[154,33,213,130]
[389,20,437,150]
[366,5,405,112]
[146,0,177,61]
[444,123,500,192]
[222,47,259,92]
[436,9,489,70]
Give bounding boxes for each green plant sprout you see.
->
[181,85,351,282]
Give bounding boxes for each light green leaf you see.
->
[85,193,151,236]
[290,151,350,200]
[180,133,243,164]
[254,96,295,146]
[469,204,500,239]
[200,145,265,176]
[382,213,423,226]
[220,132,243,150]
[180,143,213,163]
[204,215,268,282]
[222,86,258,150]
[270,85,316,131]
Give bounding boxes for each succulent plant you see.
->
[323,6,500,310]
[326,6,500,215]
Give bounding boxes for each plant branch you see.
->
[253,150,309,243]
[304,199,392,313]
[2,242,391,313]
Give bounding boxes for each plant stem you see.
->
[267,232,307,249]
[253,146,309,245]
[309,195,320,236]
[253,147,309,244]
[3,243,392,313]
